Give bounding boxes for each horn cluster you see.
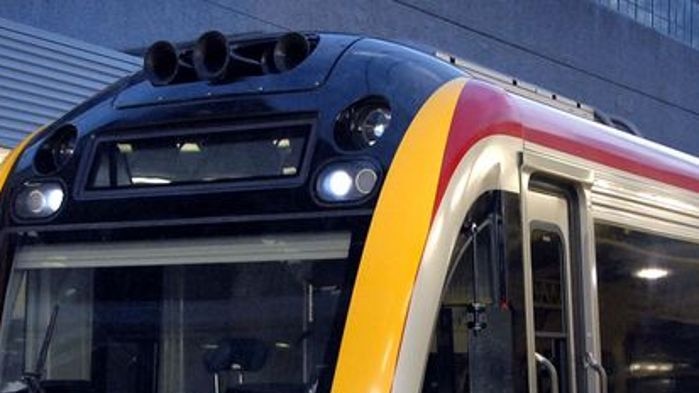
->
[143,31,312,86]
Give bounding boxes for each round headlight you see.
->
[354,106,391,147]
[34,125,77,175]
[334,97,391,150]
[52,130,77,169]
[320,169,354,199]
[15,182,65,219]
[315,161,380,203]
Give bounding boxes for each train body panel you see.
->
[0,32,697,393]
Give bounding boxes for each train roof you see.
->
[440,59,699,196]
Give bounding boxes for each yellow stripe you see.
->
[0,129,42,193]
[331,78,466,393]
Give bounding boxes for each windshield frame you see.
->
[0,216,369,393]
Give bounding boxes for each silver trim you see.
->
[520,170,538,393]
[526,141,699,241]
[524,186,576,393]
[15,232,351,269]
[580,187,602,393]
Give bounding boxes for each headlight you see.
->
[334,97,391,150]
[34,125,77,174]
[14,182,65,219]
[315,161,380,203]
[353,106,391,147]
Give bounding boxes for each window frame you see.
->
[524,145,699,393]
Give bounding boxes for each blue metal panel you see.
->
[0,17,140,148]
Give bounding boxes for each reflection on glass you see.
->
[596,224,699,393]
[421,216,499,393]
[87,125,308,190]
[0,233,356,393]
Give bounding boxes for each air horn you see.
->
[193,30,261,82]
[143,41,196,86]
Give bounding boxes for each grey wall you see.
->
[2,0,698,155]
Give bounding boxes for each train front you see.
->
[0,32,462,393]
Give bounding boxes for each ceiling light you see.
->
[635,268,669,280]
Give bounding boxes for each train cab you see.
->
[0,31,696,393]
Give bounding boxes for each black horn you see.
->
[271,32,310,72]
[144,41,195,86]
[193,30,261,81]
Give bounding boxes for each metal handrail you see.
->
[585,352,609,393]
[535,352,559,393]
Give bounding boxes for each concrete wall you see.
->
[2,0,698,155]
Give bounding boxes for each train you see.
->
[0,30,697,393]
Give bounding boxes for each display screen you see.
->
[86,124,309,190]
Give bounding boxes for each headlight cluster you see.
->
[14,125,76,220]
[17,98,390,215]
[315,96,390,204]
[315,161,379,203]
[14,182,65,219]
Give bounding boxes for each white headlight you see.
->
[321,169,353,199]
[46,188,65,212]
[15,182,65,219]
[315,161,380,203]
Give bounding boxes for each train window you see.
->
[0,232,356,393]
[0,270,94,386]
[531,229,570,393]
[595,224,699,393]
[421,192,523,393]
[421,220,494,393]
[86,124,309,190]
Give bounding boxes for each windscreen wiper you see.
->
[21,305,60,393]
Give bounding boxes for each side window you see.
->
[421,220,493,393]
[595,224,699,392]
[421,192,525,393]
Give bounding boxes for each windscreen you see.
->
[0,232,356,393]
[86,124,309,190]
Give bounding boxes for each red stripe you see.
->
[518,96,699,194]
[435,79,699,213]
[435,80,521,212]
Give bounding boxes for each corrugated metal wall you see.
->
[0,17,140,148]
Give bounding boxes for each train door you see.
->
[522,175,589,393]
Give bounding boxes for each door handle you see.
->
[585,352,608,393]
[535,352,559,393]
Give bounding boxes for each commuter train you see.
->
[0,31,697,393]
